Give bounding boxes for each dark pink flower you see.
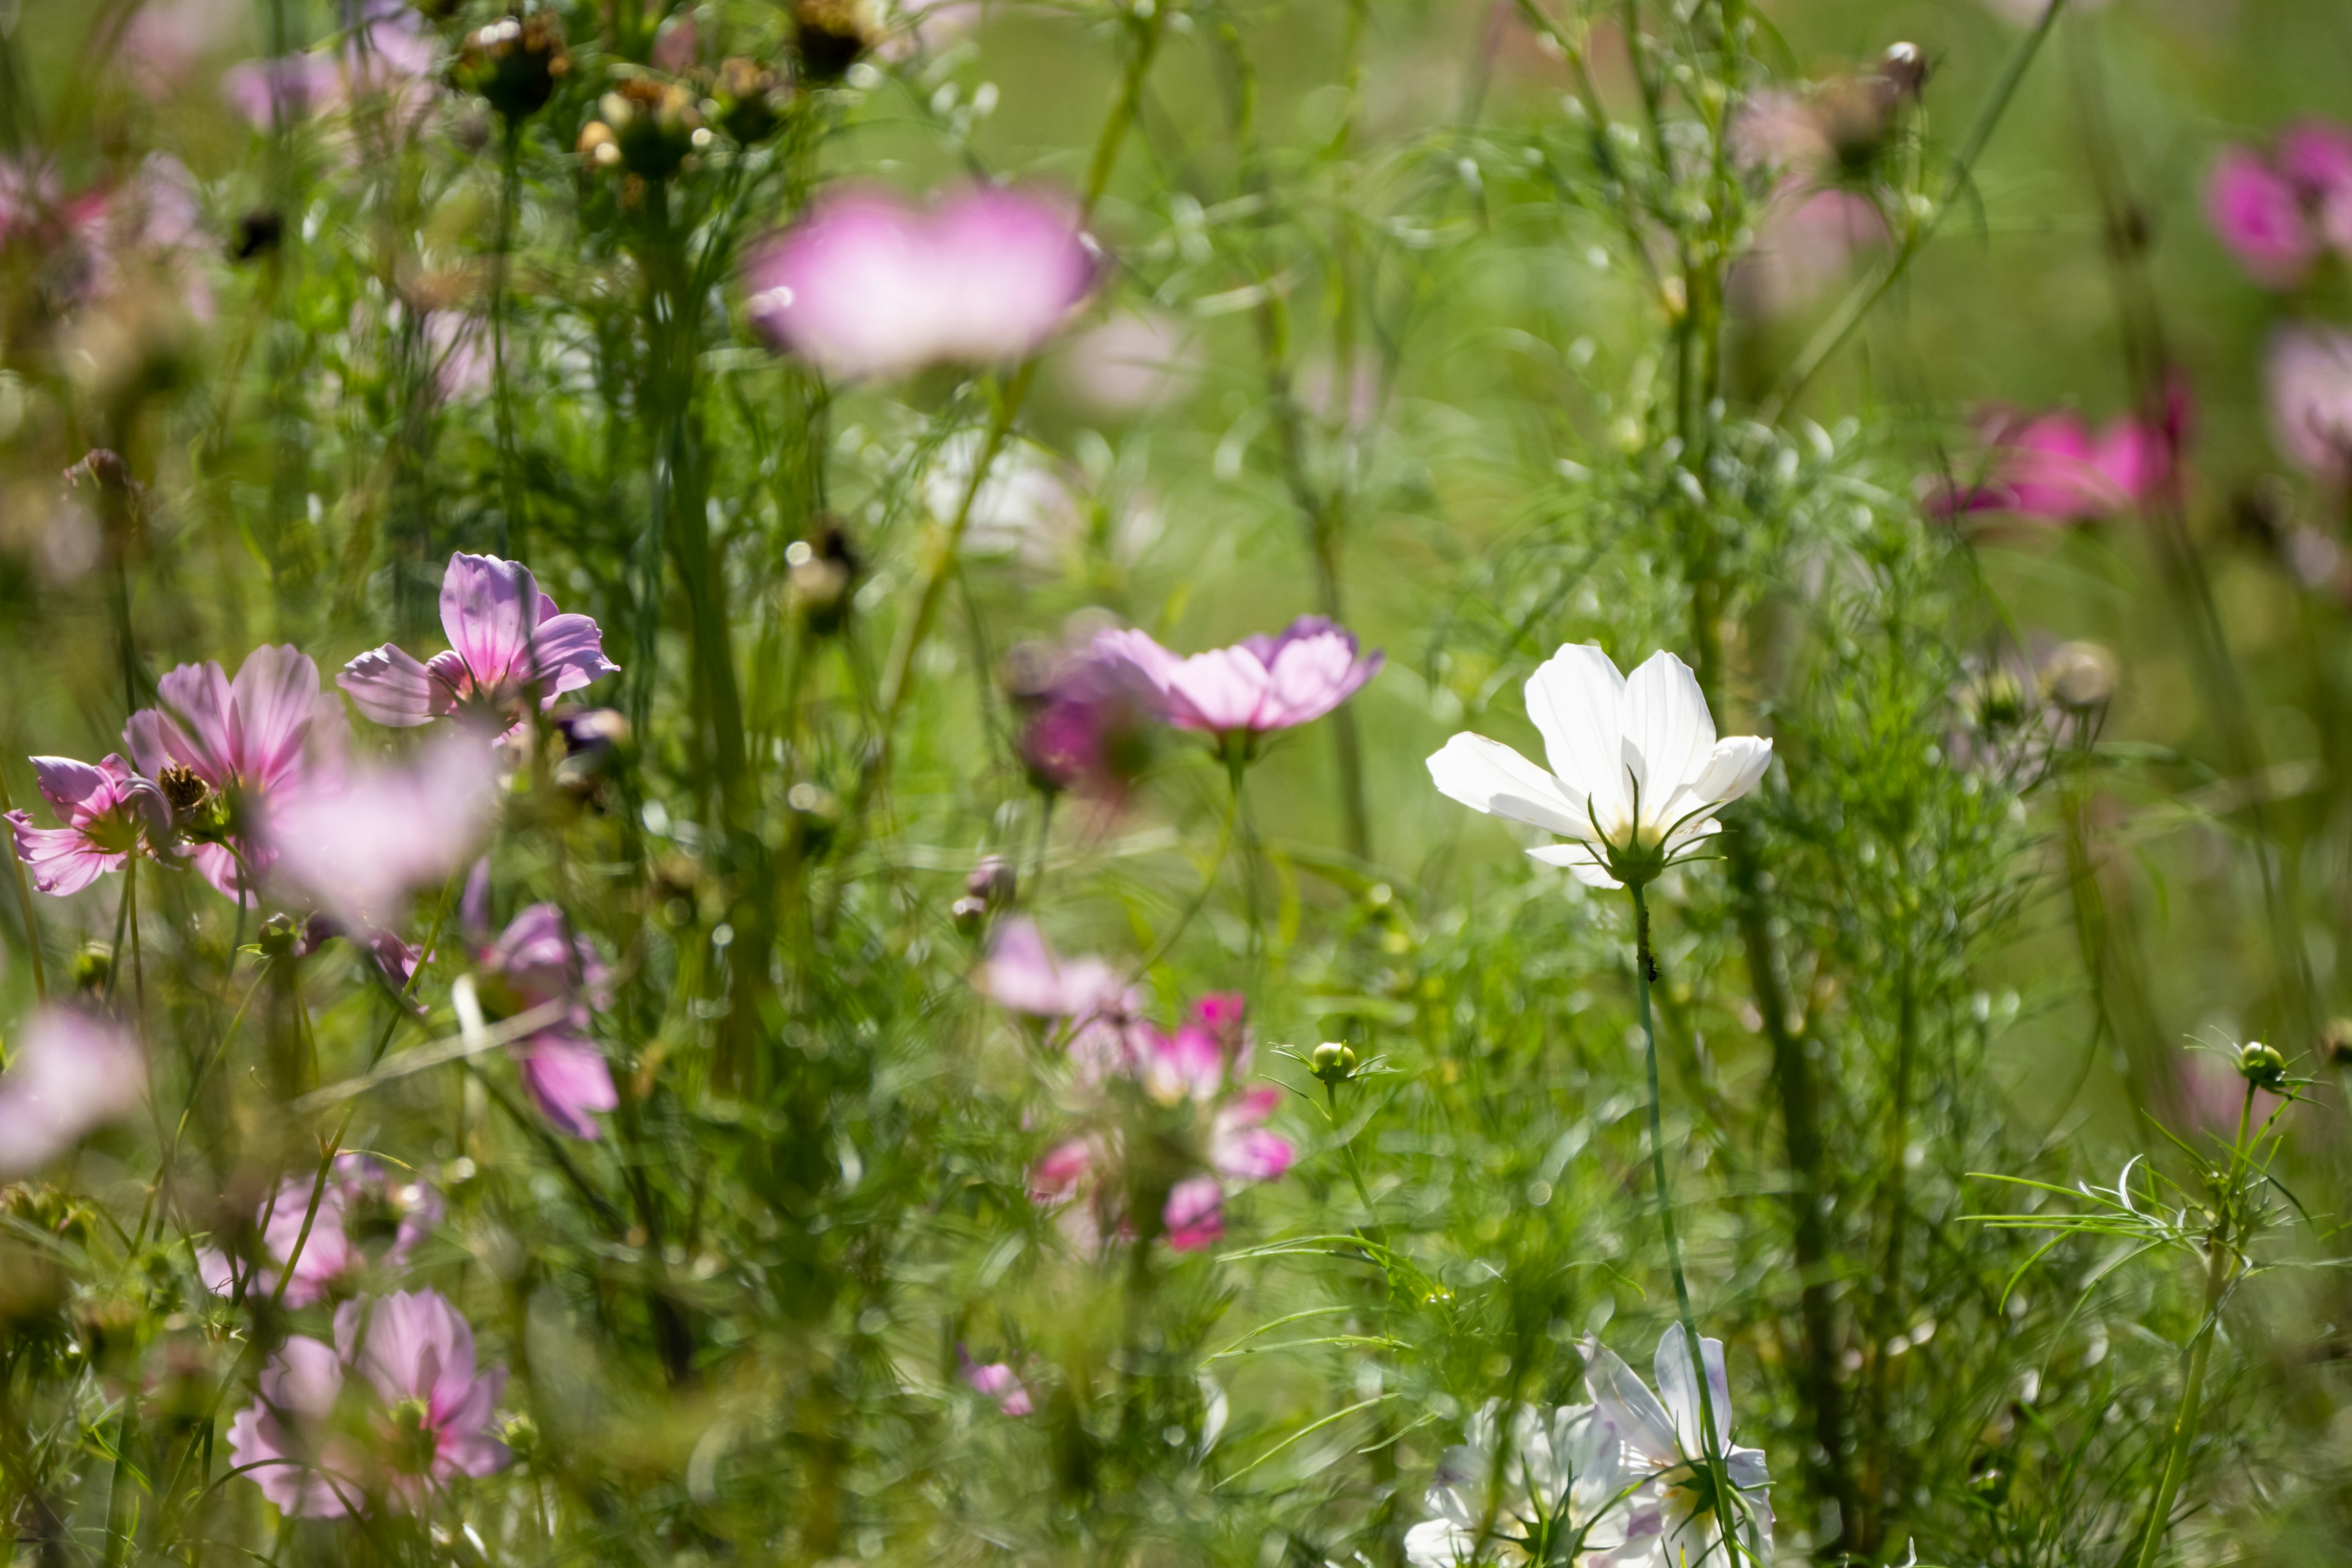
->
[226,1335,358,1518]
[2267,323,2352,484]
[475,904,617,1139]
[1007,641,1156,802]
[743,185,1096,380]
[6,754,172,896]
[334,1290,511,1501]
[251,1155,443,1309]
[0,1008,145,1178]
[2207,121,2352,287]
[339,552,619,732]
[264,736,499,930]
[125,646,347,899]
[1937,405,2174,526]
[957,1347,1035,1416]
[1093,616,1382,741]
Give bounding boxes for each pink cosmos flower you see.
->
[974,916,1153,1083]
[957,1347,1035,1416]
[221,3,439,130]
[265,736,500,930]
[1093,616,1383,742]
[221,54,343,127]
[1730,185,1886,317]
[334,1290,511,1502]
[0,1008,146,1178]
[1006,639,1156,804]
[1937,405,2174,526]
[2207,121,2352,288]
[339,552,619,733]
[124,646,347,899]
[226,1335,358,1518]
[250,1154,443,1309]
[6,754,172,896]
[743,185,1096,380]
[474,903,617,1139]
[2266,323,2352,484]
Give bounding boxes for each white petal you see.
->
[1581,1337,1681,1470]
[1690,735,1772,805]
[1528,843,1622,889]
[1427,733,1590,839]
[1621,652,1716,834]
[1525,644,1628,827]
[1653,1324,1732,1457]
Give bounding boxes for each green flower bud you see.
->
[2236,1040,2287,1090]
[70,943,113,993]
[1310,1041,1357,1085]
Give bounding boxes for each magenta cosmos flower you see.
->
[2266,323,2352,485]
[265,736,500,930]
[6,754,172,895]
[339,552,619,733]
[124,645,347,899]
[0,1008,146,1178]
[1937,405,2174,526]
[248,1154,443,1309]
[473,903,617,1139]
[2207,121,2352,288]
[1093,616,1382,744]
[743,185,1096,381]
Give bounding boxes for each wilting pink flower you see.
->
[1094,616,1382,742]
[334,1290,511,1501]
[249,1154,443,1309]
[2207,121,2352,288]
[744,186,1096,380]
[265,736,499,929]
[125,646,347,899]
[2266,323,2352,484]
[957,1347,1035,1416]
[0,1008,145,1177]
[1936,405,2174,526]
[339,552,619,733]
[227,1335,357,1518]
[7,754,172,896]
[475,903,617,1139]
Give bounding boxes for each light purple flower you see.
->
[226,1335,358,1518]
[957,1347,1035,1416]
[743,185,1096,380]
[265,736,500,930]
[339,552,619,732]
[2267,323,2352,484]
[1093,616,1382,742]
[2207,121,2352,288]
[249,1154,443,1309]
[125,645,347,899]
[0,1008,146,1178]
[6,754,172,896]
[220,54,342,127]
[475,904,617,1139]
[221,4,439,129]
[334,1289,511,1501]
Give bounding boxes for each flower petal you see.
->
[1426,733,1591,839]
[338,643,453,726]
[1653,1323,1733,1457]
[1525,644,1629,832]
[1621,652,1716,833]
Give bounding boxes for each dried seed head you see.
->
[457,11,570,122]
[793,0,881,83]
[714,56,791,143]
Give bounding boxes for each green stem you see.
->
[0,763,49,1000]
[2130,1197,2237,1568]
[491,117,524,555]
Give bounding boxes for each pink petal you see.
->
[7,818,120,896]
[439,552,542,695]
[513,1036,617,1139]
[2207,146,2318,287]
[0,1008,145,1176]
[1161,1176,1226,1251]
[339,643,456,726]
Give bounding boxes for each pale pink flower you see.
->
[125,646,347,900]
[2207,121,2352,288]
[221,55,343,127]
[1093,616,1382,742]
[222,3,439,128]
[975,916,1132,1024]
[425,311,490,401]
[0,1008,146,1177]
[226,1335,358,1518]
[339,552,619,732]
[743,185,1096,380]
[334,1290,511,1501]
[1059,310,1202,414]
[1730,185,1885,317]
[2266,323,2352,484]
[121,0,251,86]
[250,1154,443,1309]
[6,754,172,895]
[475,903,617,1139]
[264,736,499,930]
[957,1347,1035,1416]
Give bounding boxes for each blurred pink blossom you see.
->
[221,3,439,129]
[265,735,499,933]
[1008,641,1156,803]
[0,1009,145,1177]
[425,311,491,401]
[220,55,343,127]
[121,0,251,86]
[958,1347,1034,1415]
[1093,616,1382,741]
[335,1290,511,1502]
[251,1154,443,1308]
[2207,121,2352,287]
[1059,310,1201,415]
[225,1335,357,1517]
[652,10,700,72]
[2266,323,2352,484]
[744,186,1096,380]
[974,916,1147,1079]
[125,646,348,900]
[475,903,617,1139]
[6,754,172,896]
[1731,185,1886,317]
[1936,402,2179,526]
[339,552,620,733]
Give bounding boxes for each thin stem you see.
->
[0,763,49,999]
[2130,1169,2239,1568]
[1126,753,1244,982]
[491,116,524,555]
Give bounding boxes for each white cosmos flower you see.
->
[1404,1400,1629,1568]
[1582,1327,1773,1568]
[1425,644,1773,889]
